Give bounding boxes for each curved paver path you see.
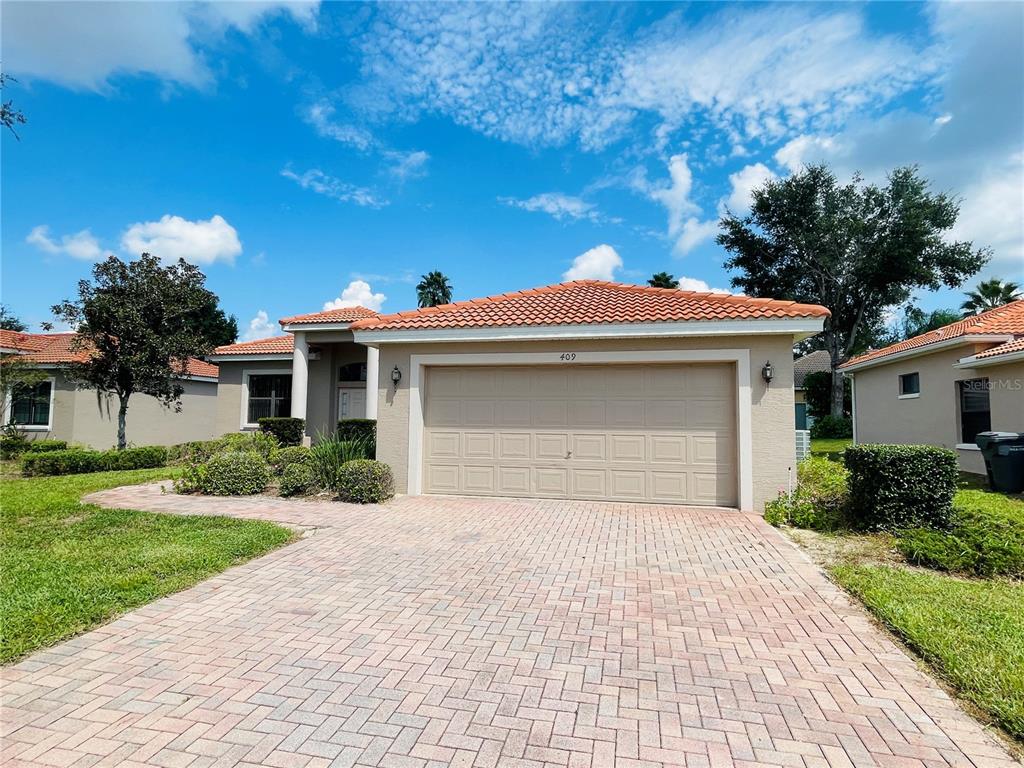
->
[1,482,1017,768]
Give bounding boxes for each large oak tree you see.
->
[52,254,229,449]
[717,164,988,416]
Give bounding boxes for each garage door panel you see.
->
[423,364,736,506]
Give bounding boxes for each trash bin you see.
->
[975,431,1024,493]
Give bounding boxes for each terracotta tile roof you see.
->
[350,280,830,332]
[279,306,379,326]
[794,350,831,388]
[1,331,218,378]
[212,335,294,356]
[972,336,1024,360]
[841,300,1024,370]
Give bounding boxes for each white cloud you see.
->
[500,193,601,223]
[242,310,277,341]
[281,168,387,207]
[676,276,731,294]
[634,154,719,256]
[120,214,242,265]
[26,225,103,260]
[303,100,375,151]
[383,150,430,182]
[323,280,387,312]
[948,154,1024,271]
[774,135,840,173]
[352,4,933,151]
[563,244,623,281]
[674,218,720,256]
[723,163,777,214]
[3,2,319,91]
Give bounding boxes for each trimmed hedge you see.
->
[335,459,393,504]
[24,440,69,454]
[0,435,65,459]
[338,418,375,442]
[279,462,315,497]
[844,444,958,530]
[810,415,853,439]
[273,445,311,475]
[258,417,305,447]
[201,451,270,496]
[21,446,168,476]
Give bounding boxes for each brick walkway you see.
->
[1,484,1016,768]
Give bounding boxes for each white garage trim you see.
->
[407,349,754,511]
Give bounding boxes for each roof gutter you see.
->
[839,335,1015,373]
[279,322,354,332]
[353,317,826,345]
[207,353,294,362]
[954,347,1024,369]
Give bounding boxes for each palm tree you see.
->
[961,278,1022,316]
[416,271,453,308]
[647,272,679,289]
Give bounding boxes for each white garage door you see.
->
[422,364,737,505]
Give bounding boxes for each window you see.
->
[10,379,53,428]
[958,378,991,444]
[246,374,291,424]
[338,362,366,382]
[898,372,920,397]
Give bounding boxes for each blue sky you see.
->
[3,1,1022,340]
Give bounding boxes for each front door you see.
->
[338,387,367,420]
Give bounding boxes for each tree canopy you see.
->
[718,164,988,415]
[648,272,679,289]
[416,271,453,308]
[0,305,27,332]
[1,73,26,140]
[961,278,1021,316]
[51,254,229,449]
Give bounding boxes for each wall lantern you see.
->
[391,365,402,389]
[761,360,774,385]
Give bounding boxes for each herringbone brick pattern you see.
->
[1,484,1015,767]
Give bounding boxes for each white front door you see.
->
[338,387,367,420]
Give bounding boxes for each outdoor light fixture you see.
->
[391,365,402,389]
[761,360,774,385]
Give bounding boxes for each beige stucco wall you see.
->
[213,341,367,439]
[851,345,1024,474]
[23,371,217,449]
[371,334,797,511]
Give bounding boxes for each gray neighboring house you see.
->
[210,281,831,511]
[840,300,1024,474]
[793,350,830,430]
[1,330,219,449]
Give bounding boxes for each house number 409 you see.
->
[559,353,577,361]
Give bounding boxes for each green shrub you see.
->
[166,440,220,464]
[810,415,853,439]
[335,459,393,504]
[258,417,305,447]
[273,445,311,475]
[24,440,69,454]
[200,451,270,496]
[0,433,30,459]
[898,492,1024,578]
[173,461,208,494]
[21,446,167,476]
[844,444,958,531]
[215,431,280,462]
[763,456,849,531]
[337,419,376,457]
[309,433,374,492]
[279,462,315,497]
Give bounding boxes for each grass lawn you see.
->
[833,565,1024,742]
[810,437,852,457]
[1,467,293,663]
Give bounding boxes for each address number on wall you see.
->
[559,353,577,362]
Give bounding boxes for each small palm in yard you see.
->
[961,277,1022,316]
[416,270,453,308]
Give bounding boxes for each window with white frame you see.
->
[10,379,54,428]
[898,372,920,397]
[246,374,291,424]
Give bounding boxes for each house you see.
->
[211,280,829,511]
[793,350,830,430]
[840,300,1024,474]
[1,330,219,448]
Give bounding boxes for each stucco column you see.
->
[290,331,309,423]
[365,346,379,420]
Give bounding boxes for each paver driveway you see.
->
[1,485,1016,768]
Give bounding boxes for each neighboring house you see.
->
[793,350,830,430]
[840,300,1024,474]
[211,280,829,511]
[1,330,219,448]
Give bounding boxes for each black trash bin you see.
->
[975,431,1024,493]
